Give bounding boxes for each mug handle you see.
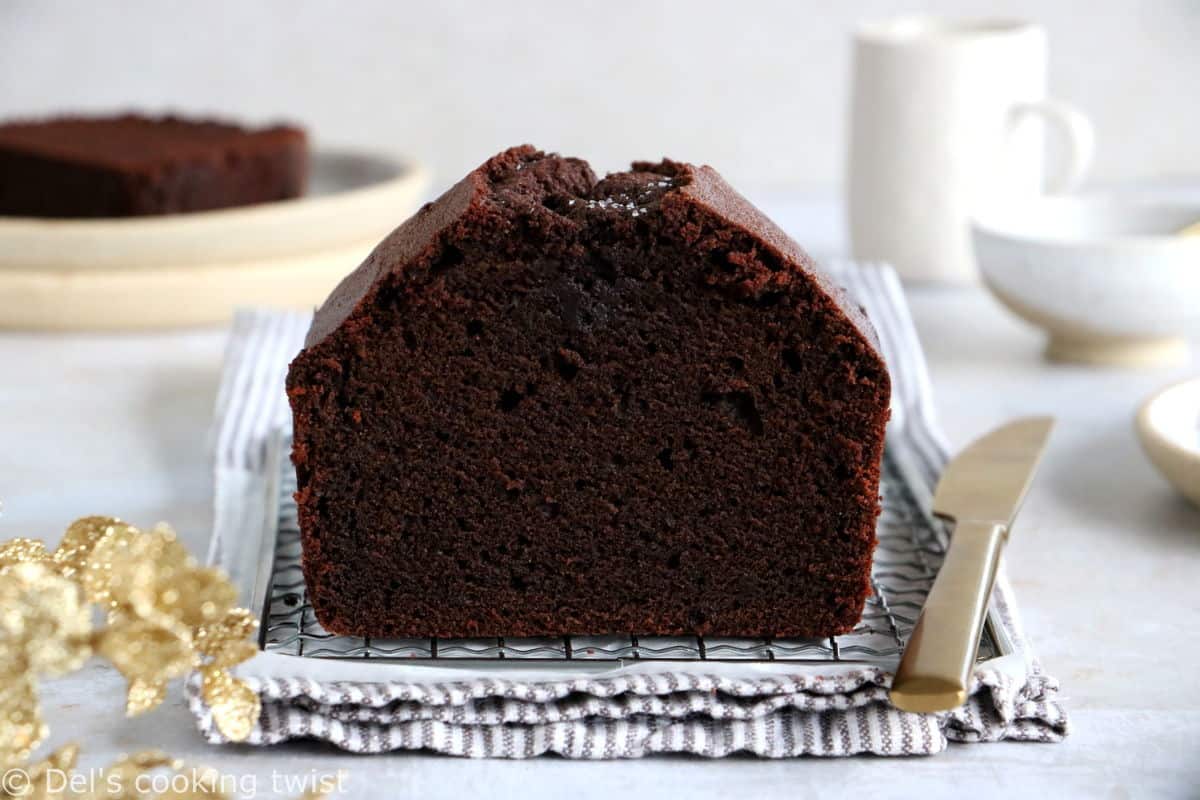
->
[1007,100,1096,194]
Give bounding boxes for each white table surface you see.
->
[1,203,1198,799]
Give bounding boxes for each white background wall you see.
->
[1,0,1197,193]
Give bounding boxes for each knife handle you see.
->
[889,519,1006,713]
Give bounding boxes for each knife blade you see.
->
[890,416,1054,713]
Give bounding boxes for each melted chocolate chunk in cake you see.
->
[287,146,890,639]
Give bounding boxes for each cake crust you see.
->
[304,150,878,353]
[288,146,891,639]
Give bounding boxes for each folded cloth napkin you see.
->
[187,261,1067,757]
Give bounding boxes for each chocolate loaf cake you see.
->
[287,146,891,639]
[0,114,307,217]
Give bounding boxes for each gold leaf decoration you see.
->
[0,520,319,798]
[0,674,45,769]
[124,678,169,718]
[200,664,261,744]
[0,516,261,756]
[0,562,93,677]
[52,517,123,580]
[207,639,258,671]
[66,518,259,727]
[98,616,196,687]
[75,520,146,611]
[0,539,51,568]
[10,742,79,800]
[195,608,258,665]
[91,750,184,799]
[157,564,238,631]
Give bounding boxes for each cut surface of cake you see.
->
[0,114,307,217]
[287,145,890,639]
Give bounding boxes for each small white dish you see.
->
[0,150,430,330]
[972,195,1200,366]
[1136,377,1200,509]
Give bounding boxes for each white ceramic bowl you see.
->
[972,195,1200,366]
[1136,377,1200,509]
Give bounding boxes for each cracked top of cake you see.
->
[304,145,879,354]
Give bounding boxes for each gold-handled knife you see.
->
[890,417,1055,713]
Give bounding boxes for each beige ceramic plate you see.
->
[0,150,430,329]
[1136,377,1200,509]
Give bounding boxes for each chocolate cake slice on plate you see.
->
[0,114,307,218]
[287,146,890,639]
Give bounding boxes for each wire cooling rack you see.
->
[259,434,1000,666]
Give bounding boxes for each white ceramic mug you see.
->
[847,18,1094,283]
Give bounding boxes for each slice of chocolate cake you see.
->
[0,114,307,217]
[287,146,891,639]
